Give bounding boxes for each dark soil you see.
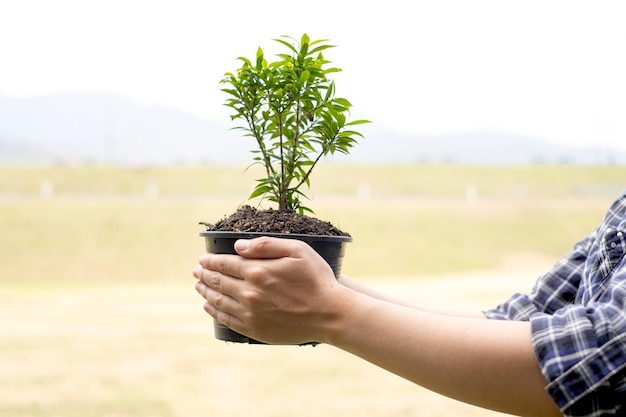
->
[200,205,350,237]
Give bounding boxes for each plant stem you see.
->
[277,111,288,210]
[294,149,324,192]
[248,113,275,179]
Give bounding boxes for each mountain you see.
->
[0,92,253,165]
[336,128,624,165]
[0,92,623,165]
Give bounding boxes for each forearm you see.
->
[321,288,560,417]
[195,239,560,416]
[338,275,486,318]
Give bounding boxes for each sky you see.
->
[1,0,625,150]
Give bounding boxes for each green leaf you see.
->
[309,44,335,54]
[299,70,310,85]
[249,185,269,199]
[273,37,298,54]
[323,67,341,74]
[346,119,372,126]
[333,97,351,108]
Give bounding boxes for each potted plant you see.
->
[200,33,370,345]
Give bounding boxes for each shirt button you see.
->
[611,242,617,249]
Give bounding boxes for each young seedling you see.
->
[221,33,370,214]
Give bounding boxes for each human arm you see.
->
[193,237,560,417]
[454,195,626,416]
[324,287,559,416]
[338,274,487,318]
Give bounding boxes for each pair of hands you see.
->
[192,238,561,416]
[193,237,344,345]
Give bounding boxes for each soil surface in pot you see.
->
[200,205,350,237]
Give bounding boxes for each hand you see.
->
[192,238,560,416]
[193,236,342,344]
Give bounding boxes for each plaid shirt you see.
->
[485,191,626,417]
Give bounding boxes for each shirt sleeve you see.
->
[530,268,626,415]
[484,229,596,321]
[484,230,626,417]
[485,225,626,416]
[484,193,626,415]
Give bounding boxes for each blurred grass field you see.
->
[1,164,623,283]
[0,164,624,417]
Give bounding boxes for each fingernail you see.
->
[235,239,249,251]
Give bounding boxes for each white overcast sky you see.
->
[1,0,625,150]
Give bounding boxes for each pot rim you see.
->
[199,230,352,243]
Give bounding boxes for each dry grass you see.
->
[1,275,541,417]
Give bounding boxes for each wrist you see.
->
[316,285,370,346]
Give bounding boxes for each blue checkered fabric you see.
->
[485,191,626,416]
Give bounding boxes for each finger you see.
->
[198,252,247,283]
[192,264,203,280]
[234,236,306,259]
[194,263,241,299]
[195,280,233,311]
[195,281,243,329]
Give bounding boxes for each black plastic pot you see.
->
[199,230,352,345]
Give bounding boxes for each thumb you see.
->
[234,236,301,259]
